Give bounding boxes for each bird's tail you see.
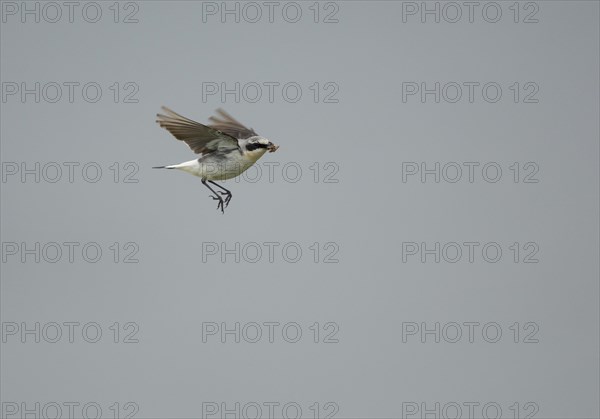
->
[152,165,175,169]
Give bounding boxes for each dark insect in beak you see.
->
[267,142,279,153]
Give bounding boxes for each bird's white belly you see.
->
[201,159,253,181]
[174,150,266,181]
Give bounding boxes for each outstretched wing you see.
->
[156,106,240,154]
[208,108,258,140]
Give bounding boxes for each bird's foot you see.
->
[218,191,233,207]
[210,194,225,213]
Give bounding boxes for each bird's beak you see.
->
[267,142,279,153]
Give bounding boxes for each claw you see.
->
[203,181,230,213]
[209,194,225,213]
[217,191,232,208]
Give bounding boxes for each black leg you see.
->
[202,179,225,213]
[208,181,233,208]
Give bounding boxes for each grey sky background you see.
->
[1,1,599,418]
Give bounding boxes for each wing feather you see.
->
[208,108,258,140]
[156,106,240,154]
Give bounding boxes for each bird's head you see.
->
[246,136,279,153]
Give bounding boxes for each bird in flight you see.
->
[154,107,279,213]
